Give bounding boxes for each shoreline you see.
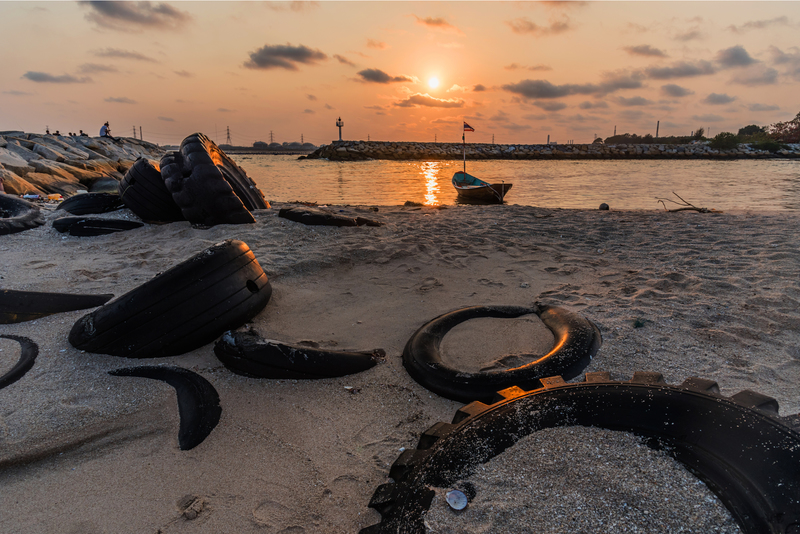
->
[1,202,798,532]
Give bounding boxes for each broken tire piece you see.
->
[0,194,45,235]
[0,335,38,390]
[0,289,113,324]
[278,207,357,227]
[56,192,124,215]
[52,216,144,236]
[213,330,382,379]
[402,304,601,403]
[118,158,185,223]
[108,365,221,450]
[69,239,272,358]
[361,372,800,534]
[160,133,269,226]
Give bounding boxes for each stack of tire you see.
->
[119,133,269,225]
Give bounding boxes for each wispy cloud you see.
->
[105,96,136,104]
[644,60,716,79]
[244,43,327,70]
[366,39,387,50]
[414,15,462,34]
[506,16,571,36]
[158,116,175,122]
[2,90,34,96]
[78,63,118,74]
[748,103,779,112]
[703,93,736,105]
[716,45,757,68]
[692,113,725,122]
[615,96,654,106]
[266,2,320,13]
[395,93,465,108]
[357,68,414,84]
[92,47,157,62]
[217,108,234,112]
[674,29,704,42]
[533,101,568,112]
[306,94,317,101]
[79,1,192,32]
[22,72,91,83]
[623,44,667,58]
[473,84,486,92]
[303,109,315,114]
[578,101,608,109]
[174,70,193,78]
[768,46,800,81]
[505,63,552,71]
[730,65,778,86]
[502,70,643,100]
[728,16,790,33]
[660,84,694,97]
[334,54,356,67]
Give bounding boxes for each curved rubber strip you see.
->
[56,192,124,215]
[213,330,381,379]
[0,334,38,390]
[361,372,800,534]
[0,194,45,236]
[69,239,272,358]
[118,158,185,222]
[402,304,602,403]
[52,217,144,236]
[108,365,221,450]
[0,289,113,324]
[278,207,357,227]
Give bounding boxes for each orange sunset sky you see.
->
[1,1,799,147]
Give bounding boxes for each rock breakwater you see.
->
[0,131,164,197]
[304,140,800,162]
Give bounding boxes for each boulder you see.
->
[33,142,67,162]
[0,148,34,176]
[21,172,83,195]
[3,142,41,163]
[0,169,47,196]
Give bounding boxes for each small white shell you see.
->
[445,489,468,510]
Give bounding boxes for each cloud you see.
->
[78,63,118,74]
[364,105,385,110]
[522,113,547,121]
[768,46,800,81]
[305,94,317,101]
[366,39,387,50]
[22,72,91,83]
[473,84,486,92]
[447,84,469,92]
[716,45,757,68]
[266,2,320,12]
[748,103,779,112]
[104,96,136,104]
[505,63,552,71]
[728,16,789,33]
[501,123,532,131]
[618,109,647,120]
[244,43,327,70]
[730,65,778,86]
[623,45,668,57]
[578,101,608,109]
[615,96,653,106]
[533,101,568,112]
[174,70,193,78]
[414,15,461,33]
[703,93,736,105]
[598,69,645,92]
[217,108,234,112]
[79,1,191,31]
[506,16,571,36]
[92,47,157,62]
[674,29,704,41]
[357,68,414,84]
[502,79,597,99]
[158,116,175,122]
[324,103,334,110]
[692,114,725,122]
[303,109,315,114]
[394,93,465,108]
[333,54,356,67]
[2,90,34,96]
[644,60,716,79]
[660,83,694,97]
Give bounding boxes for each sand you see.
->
[1,202,799,533]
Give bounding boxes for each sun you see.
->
[428,77,439,89]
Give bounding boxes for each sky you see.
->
[1,1,799,147]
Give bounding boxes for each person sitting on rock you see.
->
[80,130,88,137]
[99,122,117,141]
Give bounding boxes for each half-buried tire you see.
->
[56,192,124,215]
[0,194,45,235]
[118,158,185,223]
[402,304,601,403]
[0,335,39,390]
[160,133,269,226]
[52,216,144,236]
[69,239,272,358]
[361,372,800,534]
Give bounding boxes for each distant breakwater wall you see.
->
[304,140,800,161]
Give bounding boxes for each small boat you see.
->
[452,171,512,203]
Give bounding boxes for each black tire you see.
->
[278,207,357,227]
[362,372,800,534]
[56,192,124,215]
[69,239,272,358]
[0,335,38,390]
[109,365,221,450]
[118,158,185,222]
[213,329,382,379]
[160,133,269,226]
[0,289,113,324]
[52,216,144,236]
[402,304,601,403]
[0,194,45,235]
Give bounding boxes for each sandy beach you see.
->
[1,202,799,533]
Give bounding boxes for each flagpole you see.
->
[462,128,466,174]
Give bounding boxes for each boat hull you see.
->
[452,172,512,203]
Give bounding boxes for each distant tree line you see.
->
[601,111,799,152]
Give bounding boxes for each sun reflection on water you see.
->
[421,161,442,205]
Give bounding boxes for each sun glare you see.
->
[428,77,439,89]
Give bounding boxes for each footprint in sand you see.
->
[418,277,442,291]
[252,499,305,532]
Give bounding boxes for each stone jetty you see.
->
[304,140,800,162]
[0,131,165,197]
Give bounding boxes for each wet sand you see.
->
[1,202,798,533]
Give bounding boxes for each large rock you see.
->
[21,172,83,195]
[3,141,41,163]
[0,169,47,196]
[0,148,34,176]
[33,142,67,162]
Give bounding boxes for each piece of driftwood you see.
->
[656,192,723,213]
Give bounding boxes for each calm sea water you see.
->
[231,155,800,211]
